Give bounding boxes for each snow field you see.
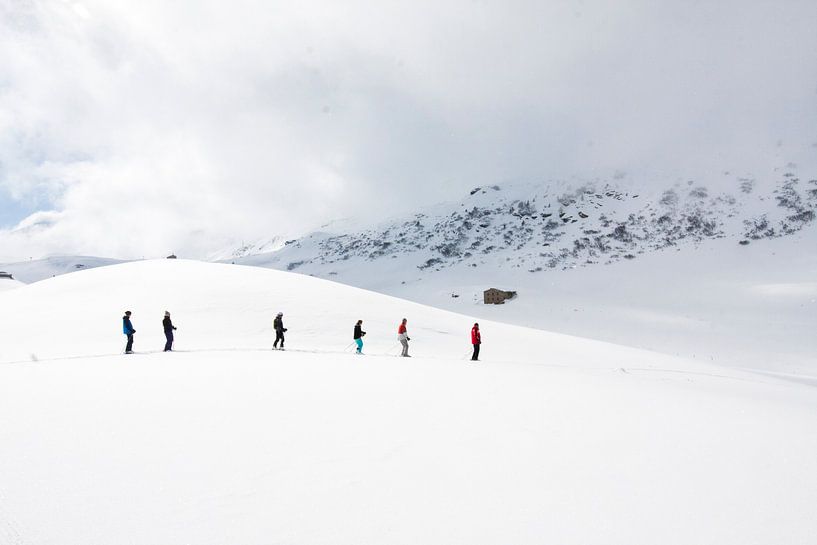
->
[1,259,816,544]
[0,255,125,284]
[383,231,817,376]
[0,278,22,292]
[0,259,693,369]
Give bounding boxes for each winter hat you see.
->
[125,311,131,316]
[277,312,283,316]
[165,311,170,316]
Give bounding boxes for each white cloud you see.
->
[1,0,816,259]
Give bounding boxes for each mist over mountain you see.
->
[1,0,816,260]
[227,165,817,278]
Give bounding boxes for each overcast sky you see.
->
[1,0,816,260]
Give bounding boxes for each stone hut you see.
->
[483,288,516,305]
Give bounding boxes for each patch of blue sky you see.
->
[0,188,48,228]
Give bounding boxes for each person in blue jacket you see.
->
[123,311,136,354]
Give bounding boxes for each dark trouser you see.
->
[164,330,174,351]
[274,331,285,348]
[125,334,134,353]
[472,343,480,360]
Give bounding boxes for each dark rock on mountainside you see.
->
[232,172,817,277]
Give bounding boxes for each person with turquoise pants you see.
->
[353,320,366,354]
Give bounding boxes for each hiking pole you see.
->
[343,342,355,352]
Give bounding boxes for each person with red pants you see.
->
[471,323,481,361]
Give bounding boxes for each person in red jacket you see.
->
[471,323,481,361]
[398,318,410,357]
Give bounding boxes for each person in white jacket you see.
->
[397,318,410,357]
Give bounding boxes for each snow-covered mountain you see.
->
[223,170,817,373]
[7,169,814,288]
[1,259,816,544]
[0,255,126,284]
[0,275,23,291]
[205,235,287,262]
[231,170,817,279]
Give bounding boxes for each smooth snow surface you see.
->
[0,278,22,291]
[237,226,817,375]
[1,260,816,544]
[385,232,817,375]
[0,255,125,284]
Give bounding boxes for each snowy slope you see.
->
[385,227,817,375]
[224,171,817,374]
[231,169,817,278]
[1,260,816,544]
[0,255,126,284]
[0,277,23,291]
[0,259,695,367]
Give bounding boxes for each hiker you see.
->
[273,312,287,350]
[397,318,410,357]
[162,311,177,352]
[122,311,136,354]
[353,320,366,354]
[471,323,481,361]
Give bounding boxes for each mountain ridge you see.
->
[229,169,817,279]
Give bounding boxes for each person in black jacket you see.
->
[273,312,287,350]
[353,319,366,354]
[122,311,136,354]
[162,311,177,352]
